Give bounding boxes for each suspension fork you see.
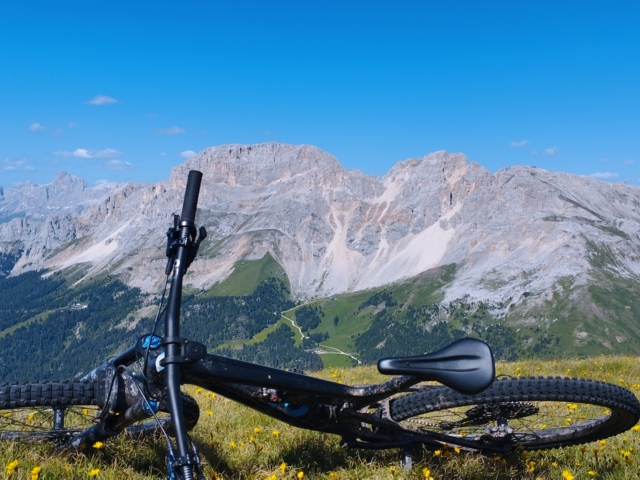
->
[163,170,204,479]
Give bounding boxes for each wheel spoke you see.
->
[0,406,100,440]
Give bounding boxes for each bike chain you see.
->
[405,417,440,427]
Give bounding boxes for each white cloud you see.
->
[2,158,34,172]
[154,126,186,135]
[28,123,46,132]
[53,148,123,159]
[509,140,529,148]
[85,95,118,105]
[624,159,635,165]
[180,150,197,158]
[542,147,558,156]
[105,159,133,170]
[590,172,619,180]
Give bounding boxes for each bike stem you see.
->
[164,170,203,479]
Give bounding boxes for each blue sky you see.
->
[1,1,639,188]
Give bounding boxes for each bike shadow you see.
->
[195,435,401,478]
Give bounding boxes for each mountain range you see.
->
[2,142,640,360]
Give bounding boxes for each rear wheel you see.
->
[0,381,199,445]
[388,377,640,452]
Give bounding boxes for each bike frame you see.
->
[83,335,497,456]
[179,351,498,453]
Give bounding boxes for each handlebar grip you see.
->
[180,170,203,224]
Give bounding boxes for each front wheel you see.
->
[388,377,640,452]
[0,381,199,445]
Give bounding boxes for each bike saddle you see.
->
[377,338,495,394]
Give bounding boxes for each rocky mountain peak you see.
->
[170,142,345,189]
[0,171,90,215]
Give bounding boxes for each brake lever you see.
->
[185,226,207,271]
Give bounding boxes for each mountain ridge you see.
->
[1,142,639,315]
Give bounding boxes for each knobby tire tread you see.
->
[0,381,98,409]
[389,377,640,450]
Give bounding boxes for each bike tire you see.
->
[388,377,640,451]
[0,380,199,444]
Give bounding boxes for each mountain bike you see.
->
[1,170,639,479]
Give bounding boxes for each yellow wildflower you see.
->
[434,449,442,456]
[254,427,261,434]
[526,461,536,473]
[88,468,100,477]
[229,441,237,448]
[587,471,597,477]
[31,466,42,480]
[280,462,287,473]
[6,460,19,476]
[422,467,434,480]
[92,441,104,449]
[272,429,280,437]
[561,470,574,480]
[267,475,277,480]
[297,472,305,479]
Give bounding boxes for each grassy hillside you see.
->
[246,259,640,365]
[206,254,640,370]
[2,356,640,479]
[201,253,289,297]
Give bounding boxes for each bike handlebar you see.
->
[180,170,203,226]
